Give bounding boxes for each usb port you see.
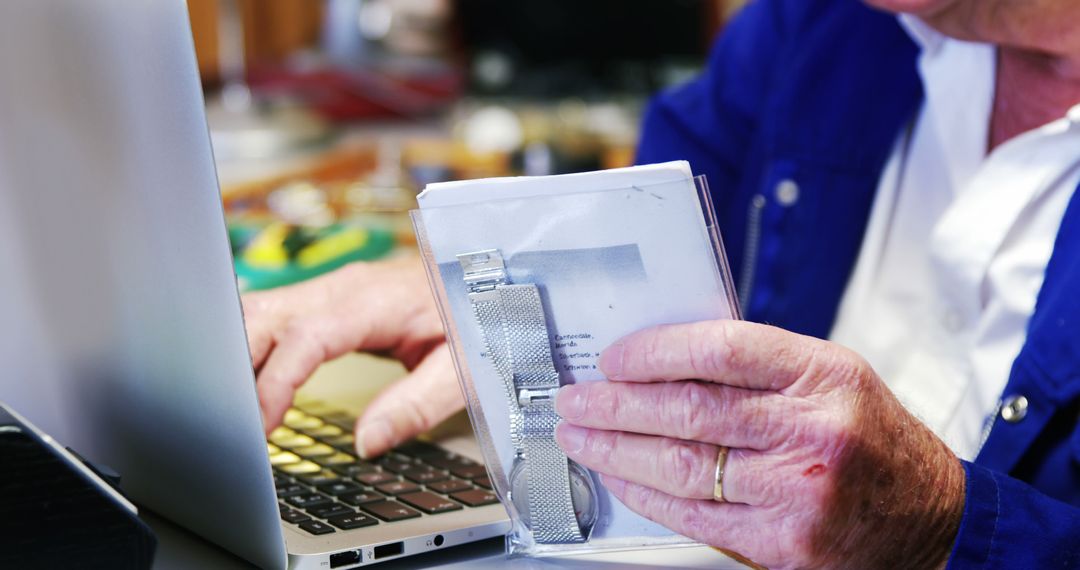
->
[330,550,360,568]
[373,542,403,560]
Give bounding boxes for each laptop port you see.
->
[330,550,360,568]
[373,542,404,560]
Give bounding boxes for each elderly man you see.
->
[243,0,1080,566]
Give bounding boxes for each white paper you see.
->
[416,162,736,547]
[417,160,694,208]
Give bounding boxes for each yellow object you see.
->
[269,451,301,466]
[319,452,357,466]
[242,222,291,269]
[269,426,296,440]
[283,410,324,430]
[296,227,369,268]
[278,460,322,475]
[294,443,336,458]
[305,424,344,437]
[269,431,316,449]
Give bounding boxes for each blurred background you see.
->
[189,0,747,291]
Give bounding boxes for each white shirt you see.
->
[829,16,1080,461]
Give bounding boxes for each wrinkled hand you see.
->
[242,256,462,458]
[554,320,964,569]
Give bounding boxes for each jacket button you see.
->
[775,179,800,206]
[1000,395,1028,423]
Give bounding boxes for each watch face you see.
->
[509,459,598,538]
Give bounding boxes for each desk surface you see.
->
[146,507,744,570]
[147,352,746,569]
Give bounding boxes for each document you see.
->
[414,161,738,547]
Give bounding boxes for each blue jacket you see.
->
[636,1,1080,567]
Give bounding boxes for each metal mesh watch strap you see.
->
[498,285,585,544]
[469,293,523,449]
[459,250,587,544]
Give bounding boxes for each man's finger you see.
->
[255,316,364,432]
[354,344,463,458]
[556,424,770,506]
[600,474,763,555]
[555,380,802,450]
[599,320,827,391]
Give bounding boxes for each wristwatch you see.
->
[458,249,598,544]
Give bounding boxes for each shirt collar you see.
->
[898,14,946,55]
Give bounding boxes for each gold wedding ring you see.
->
[713,446,729,503]
[711,447,767,569]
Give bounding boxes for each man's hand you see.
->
[242,256,462,458]
[554,320,965,569]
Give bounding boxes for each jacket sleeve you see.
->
[947,460,1080,568]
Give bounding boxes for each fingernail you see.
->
[554,385,585,420]
[554,422,588,455]
[599,342,625,379]
[355,419,394,460]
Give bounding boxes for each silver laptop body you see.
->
[0,1,508,568]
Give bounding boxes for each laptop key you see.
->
[450,489,499,507]
[340,490,385,506]
[427,479,472,495]
[297,469,341,486]
[450,465,487,480]
[273,473,293,486]
[298,520,336,535]
[328,512,379,530]
[422,455,477,471]
[315,452,357,467]
[376,457,417,474]
[280,506,311,524]
[402,467,448,485]
[356,471,397,486]
[279,460,323,475]
[294,443,336,458]
[320,412,356,427]
[270,429,316,449]
[420,456,461,470]
[474,476,492,490]
[398,492,464,515]
[394,441,445,459]
[317,480,362,496]
[323,434,356,450]
[276,483,309,498]
[269,451,302,466]
[332,462,378,477]
[375,480,421,496]
[284,409,324,430]
[302,423,344,438]
[287,493,333,510]
[360,501,422,522]
[307,504,355,519]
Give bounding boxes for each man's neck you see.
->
[989,47,1080,151]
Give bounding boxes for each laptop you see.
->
[0,1,510,568]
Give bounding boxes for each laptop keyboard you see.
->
[269,405,498,536]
